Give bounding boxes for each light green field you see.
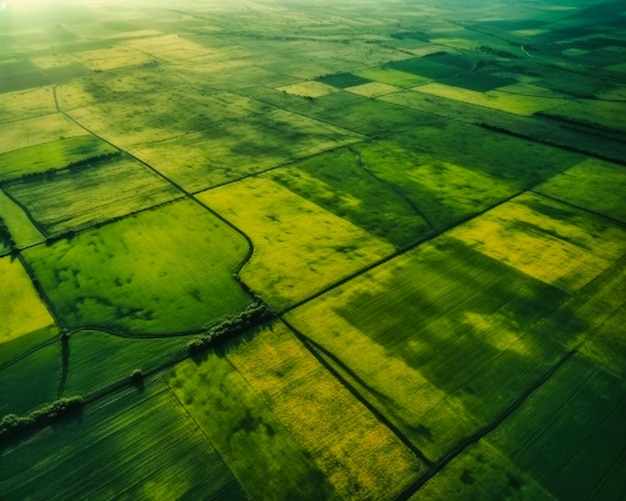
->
[6,156,182,235]
[535,158,626,223]
[0,136,118,182]
[269,147,431,248]
[353,67,430,88]
[23,200,252,334]
[0,256,56,347]
[199,177,395,309]
[0,189,46,247]
[0,114,89,155]
[0,384,247,500]
[0,87,56,124]
[287,237,569,462]
[413,442,554,500]
[131,108,362,191]
[448,192,626,293]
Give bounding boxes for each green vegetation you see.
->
[5,156,181,236]
[269,147,431,248]
[0,136,118,182]
[0,385,247,500]
[23,200,252,334]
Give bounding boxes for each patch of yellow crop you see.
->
[0,114,88,154]
[227,322,424,498]
[448,192,626,293]
[345,81,399,97]
[198,177,394,309]
[413,82,559,116]
[32,54,75,69]
[125,34,214,62]
[0,87,56,124]
[277,81,336,98]
[70,46,151,71]
[0,256,55,344]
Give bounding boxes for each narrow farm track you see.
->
[397,349,579,501]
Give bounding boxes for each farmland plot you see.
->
[0,114,88,155]
[287,237,569,461]
[448,192,626,293]
[0,385,246,500]
[0,190,45,248]
[5,156,181,236]
[269,147,431,248]
[535,158,626,223]
[0,135,118,182]
[199,177,395,309]
[489,354,626,501]
[23,200,252,334]
[132,108,361,191]
[0,87,56,124]
[171,322,423,500]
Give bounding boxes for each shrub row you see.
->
[187,301,274,354]
[0,396,84,445]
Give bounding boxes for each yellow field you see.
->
[412,82,561,116]
[0,256,55,345]
[226,322,424,498]
[198,177,395,309]
[0,191,45,248]
[0,87,56,124]
[277,81,336,98]
[448,192,626,293]
[69,46,152,71]
[0,114,89,154]
[124,34,214,62]
[345,81,399,97]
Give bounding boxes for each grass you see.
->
[0,190,45,248]
[448,192,626,293]
[268,147,431,248]
[0,114,89,155]
[23,199,252,334]
[0,384,246,500]
[6,156,181,236]
[131,108,361,191]
[277,81,336,98]
[0,87,56,124]
[489,354,626,500]
[345,81,399,97]
[535,158,626,223]
[0,136,118,182]
[199,177,395,309]
[287,237,569,461]
[0,256,56,347]
[385,57,460,79]
[353,67,430,88]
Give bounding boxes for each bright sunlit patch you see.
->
[0,2,7,11]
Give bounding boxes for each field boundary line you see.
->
[281,318,435,468]
[396,348,579,501]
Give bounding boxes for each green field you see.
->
[22,200,252,334]
[1,0,625,499]
[0,135,118,182]
[5,156,182,236]
[0,384,247,500]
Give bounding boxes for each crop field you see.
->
[199,177,395,309]
[22,199,252,334]
[5,155,181,235]
[171,322,424,500]
[1,0,625,499]
[0,135,118,182]
[1,385,247,500]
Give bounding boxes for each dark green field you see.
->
[1,0,625,499]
